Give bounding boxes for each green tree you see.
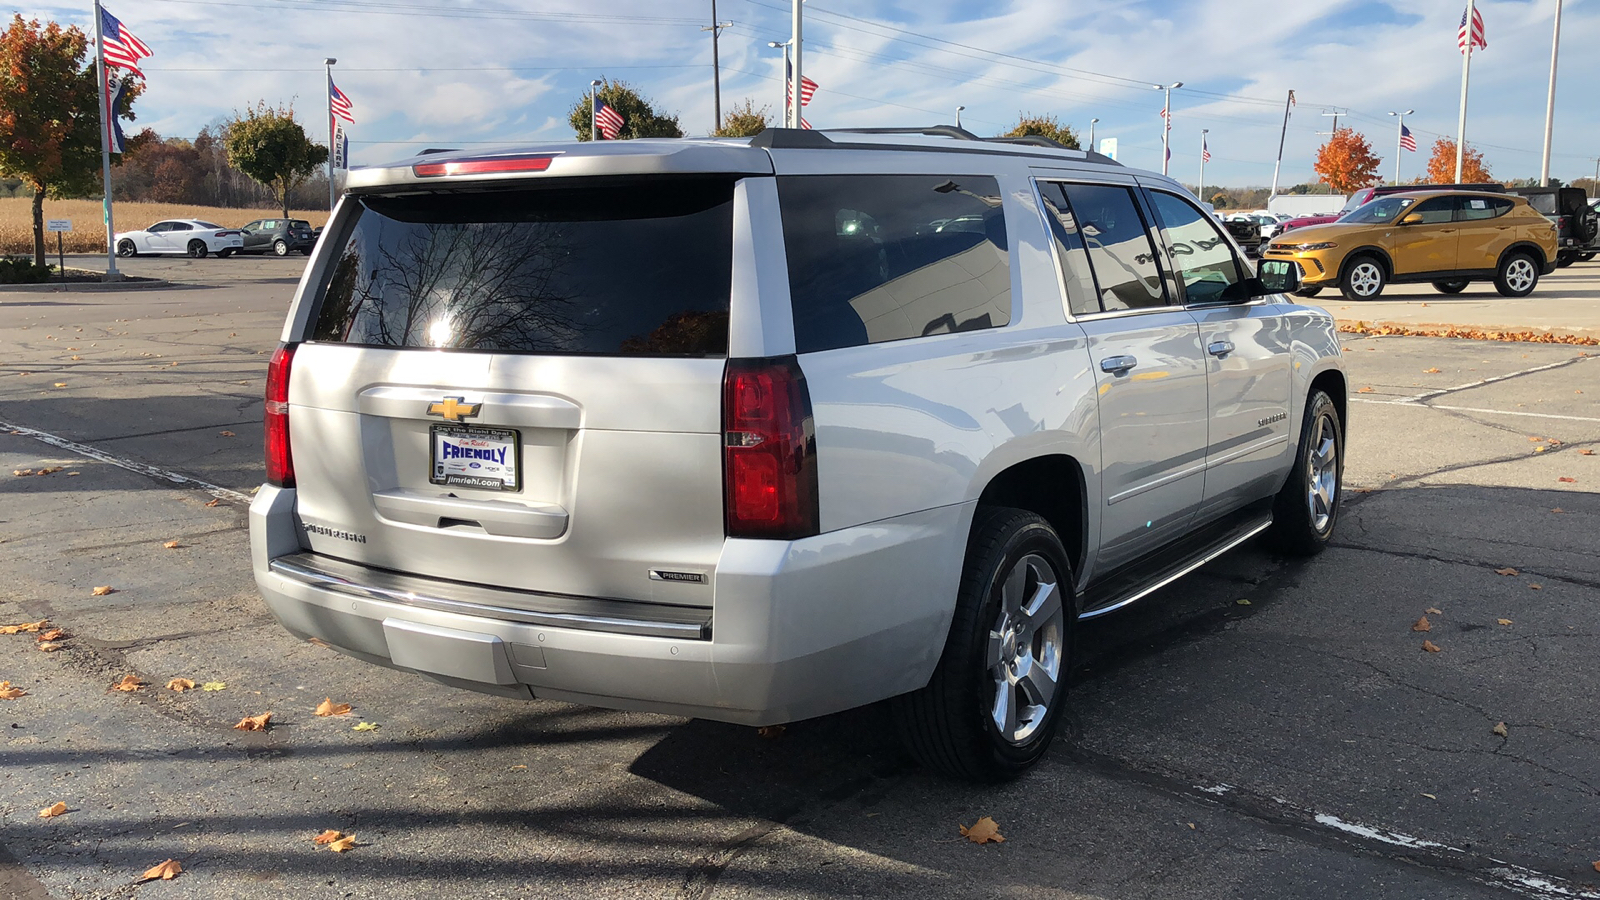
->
[713,98,769,138]
[224,102,328,217]
[1000,114,1080,150]
[0,15,140,265]
[568,79,683,141]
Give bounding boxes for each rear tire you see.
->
[1581,252,1597,262]
[1339,255,1386,301]
[1267,390,1343,557]
[217,248,235,259]
[1556,252,1576,269]
[273,239,289,257]
[187,240,207,259]
[1432,279,1469,294]
[1494,252,1539,297]
[893,507,1074,782]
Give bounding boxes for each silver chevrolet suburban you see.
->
[250,127,1345,781]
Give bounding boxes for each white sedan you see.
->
[114,219,245,259]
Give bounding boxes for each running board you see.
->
[1077,511,1274,620]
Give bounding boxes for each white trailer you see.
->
[1268,194,1346,217]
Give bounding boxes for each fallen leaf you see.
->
[352,721,380,732]
[110,674,145,692]
[1533,446,1546,453]
[1552,508,1565,514]
[201,681,226,692]
[39,802,68,818]
[509,765,527,771]
[1426,607,1443,615]
[137,859,183,882]
[162,540,181,549]
[35,628,66,642]
[327,835,358,853]
[70,355,81,361]
[1558,477,1576,483]
[0,620,49,634]
[1357,386,1374,393]
[1581,449,1595,456]
[1423,367,1441,373]
[1235,598,1251,606]
[233,712,272,731]
[0,681,27,699]
[91,585,116,596]
[166,678,196,692]
[1593,861,1600,873]
[1498,618,1513,626]
[1421,640,1441,653]
[1529,436,1545,443]
[315,698,352,717]
[756,725,785,739]
[1494,568,1518,576]
[1412,615,1431,632]
[1420,793,1436,800]
[312,829,343,845]
[204,498,222,507]
[218,430,234,437]
[53,382,66,388]
[959,816,1005,845]
[37,642,64,652]
[1492,722,1508,737]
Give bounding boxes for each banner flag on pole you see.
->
[106,73,129,153]
[332,122,347,169]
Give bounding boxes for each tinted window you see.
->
[1148,191,1244,305]
[1459,196,1512,221]
[290,220,311,229]
[169,222,192,231]
[1409,197,1457,224]
[1039,183,1102,317]
[147,222,170,232]
[310,177,736,356]
[777,175,1011,353]
[1058,183,1168,311]
[1522,194,1557,215]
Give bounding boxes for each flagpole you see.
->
[324,59,337,212]
[1455,0,1476,182]
[1199,130,1207,204]
[92,0,120,280]
[789,0,802,129]
[1538,0,1562,186]
[1269,90,1293,203]
[590,80,601,140]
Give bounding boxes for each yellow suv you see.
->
[1262,190,1557,300]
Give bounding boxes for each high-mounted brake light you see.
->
[412,155,555,177]
[265,343,296,488]
[723,357,819,540]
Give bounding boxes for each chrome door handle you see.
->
[1100,355,1138,374]
[1207,340,1234,357]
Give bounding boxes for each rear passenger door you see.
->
[1456,196,1516,272]
[1039,180,1209,571]
[1146,188,1293,520]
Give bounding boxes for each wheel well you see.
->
[1341,248,1392,279]
[1310,369,1347,428]
[1498,242,1546,269]
[976,455,1086,578]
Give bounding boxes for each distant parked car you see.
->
[1280,214,1339,233]
[114,220,244,259]
[238,218,317,256]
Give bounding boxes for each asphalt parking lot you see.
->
[1,256,1597,899]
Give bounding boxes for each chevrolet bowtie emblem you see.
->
[426,397,481,422]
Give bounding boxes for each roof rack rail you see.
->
[748,125,1122,166]
[825,125,982,141]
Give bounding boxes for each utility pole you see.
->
[1539,0,1563,186]
[789,0,803,129]
[1316,109,1346,136]
[1388,109,1413,185]
[1088,117,1098,151]
[1152,82,1181,176]
[1269,90,1295,203]
[324,58,337,214]
[702,1,732,133]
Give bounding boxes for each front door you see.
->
[241,221,265,252]
[1388,196,1461,277]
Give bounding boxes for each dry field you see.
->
[0,198,330,254]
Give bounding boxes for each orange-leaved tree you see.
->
[0,15,140,266]
[1312,127,1382,194]
[1424,137,1492,183]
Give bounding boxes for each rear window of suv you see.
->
[309,177,736,356]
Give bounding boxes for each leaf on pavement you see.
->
[1581,449,1595,456]
[201,681,226,692]
[162,540,181,549]
[37,642,64,652]
[166,678,196,692]
[1421,640,1441,653]
[1593,860,1600,873]
[1411,615,1431,632]
[1422,367,1441,374]
[52,382,66,388]
[1529,436,1545,442]
[1498,618,1513,626]
[1357,386,1374,393]
[312,829,344,845]
[0,681,27,699]
[1557,477,1576,483]
[1529,583,1542,590]
[110,674,145,692]
[91,585,116,596]
[233,712,272,731]
[137,859,183,882]
[352,721,380,732]
[0,620,49,634]
[1552,508,1565,514]
[1235,598,1252,606]
[1533,446,1546,453]
[959,816,1005,845]
[204,498,222,507]
[1494,568,1518,576]
[35,629,66,642]
[315,698,352,717]
[1426,607,1443,615]
[327,835,358,853]
[1492,722,1508,737]
[39,802,67,818]
[218,430,235,437]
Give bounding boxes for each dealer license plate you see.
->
[429,424,520,491]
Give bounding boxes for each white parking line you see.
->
[1397,355,1595,404]
[1351,399,1600,424]
[0,419,251,504]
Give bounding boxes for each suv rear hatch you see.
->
[283,175,742,609]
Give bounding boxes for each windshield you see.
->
[1343,196,1418,224]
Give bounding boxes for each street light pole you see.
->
[955,106,964,129]
[1539,0,1563,186]
[1088,117,1098,152]
[768,41,789,127]
[1388,109,1413,185]
[1152,82,1181,176]
[789,0,803,129]
[702,0,732,133]
[324,58,337,214]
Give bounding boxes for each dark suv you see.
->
[1506,187,1598,267]
[239,218,317,256]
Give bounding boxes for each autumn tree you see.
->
[1312,127,1381,194]
[225,102,328,217]
[1000,114,1081,149]
[0,15,140,266]
[713,99,768,138]
[568,80,683,141]
[1424,137,1492,184]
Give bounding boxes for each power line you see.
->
[141,0,705,25]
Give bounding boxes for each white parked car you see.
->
[114,219,245,259]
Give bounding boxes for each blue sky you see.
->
[15,0,1600,187]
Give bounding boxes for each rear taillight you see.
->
[722,357,819,539]
[265,343,296,488]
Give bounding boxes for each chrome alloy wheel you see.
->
[986,553,1065,745]
[1306,414,1339,533]
[1348,261,1383,297]
[1504,258,1536,293]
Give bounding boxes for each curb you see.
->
[0,278,172,293]
[1335,317,1600,345]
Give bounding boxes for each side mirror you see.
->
[1256,259,1301,295]
[1399,212,1423,226]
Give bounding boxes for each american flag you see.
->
[1160,104,1170,132]
[330,80,355,124]
[100,7,152,77]
[1458,5,1487,54]
[1400,123,1417,152]
[800,117,812,130]
[595,100,625,140]
[786,60,818,107]
[1202,137,1211,163]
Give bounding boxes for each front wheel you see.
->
[187,240,208,259]
[116,239,137,258]
[1267,390,1344,556]
[893,507,1073,782]
[1494,252,1539,297]
[1432,279,1469,294]
[1339,256,1386,301]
